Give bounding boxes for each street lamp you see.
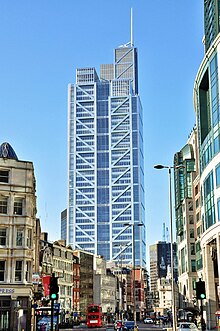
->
[154,164,180,331]
[114,243,129,318]
[123,222,143,325]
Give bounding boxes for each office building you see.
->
[191,0,220,327]
[67,40,146,267]
[174,128,198,309]
[204,0,220,52]
[61,208,67,241]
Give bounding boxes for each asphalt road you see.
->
[59,323,166,331]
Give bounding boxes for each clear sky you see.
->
[0,1,204,264]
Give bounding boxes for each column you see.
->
[204,244,216,329]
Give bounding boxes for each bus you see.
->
[87,304,103,328]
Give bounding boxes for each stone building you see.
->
[0,142,37,331]
[52,240,74,314]
[94,256,117,314]
[73,250,94,319]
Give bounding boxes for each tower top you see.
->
[130,8,134,47]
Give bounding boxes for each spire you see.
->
[0,142,18,160]
[131,8,134,47]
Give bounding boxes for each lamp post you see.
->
[114,243,129,318]
[124,222,143,325]
[154,164,178,331]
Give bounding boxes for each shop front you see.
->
[0,286,32,331]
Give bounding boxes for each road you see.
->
[59,323,166,331]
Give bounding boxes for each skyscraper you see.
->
[67,40,146,267]
[204,0,220,52]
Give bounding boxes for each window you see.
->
[0,170,9,183]
[216,164,220,187]
[0,229,6,246]
[14,198,23,215]
[191,260,196,272]
[195,185,198,195]
[189,215,194,224]
[190,229,194,238]
[16,229,24,246]
[15,261,22,281]
[25,261,31,282]
[0,261,5,281]
[27,229,32,247]
[0,197,7,214]
[204,171,215,229]
[188,201,193,211]
[190,243,195,255]
[218,199,220,221]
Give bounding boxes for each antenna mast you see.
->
[131,8,134,46]
[162,222,166,241]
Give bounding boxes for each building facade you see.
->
[193,29,220,331]
[156,273,179,316]
[67,41,146,267]
[73,250,94,319]
[190,0,220,328]
[149,241,178,293]
[174,129,198,309]
[52,240,74,314]
[0,142,37,331]
[61,209,67,242]
[94,256,117,314]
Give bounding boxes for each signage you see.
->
[0,288,14,294]
[32,273,40,285]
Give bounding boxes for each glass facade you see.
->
[68,45,146,267]
[204,0,220,52]
[204,171,215,228]
[174,144,196,239]
[195,47,220,232]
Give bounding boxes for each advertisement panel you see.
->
[42,276,51,297]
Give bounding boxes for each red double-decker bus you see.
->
[87,304,103,328]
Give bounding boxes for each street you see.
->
[59,324,166,331]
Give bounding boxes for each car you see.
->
[123,321,135,331]
[144,318,154,324]
[177,322,199,331]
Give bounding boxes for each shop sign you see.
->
[0,288,15,294]
[32,273,40,285]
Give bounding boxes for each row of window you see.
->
[0,260,31,282]
[53,260,73,272]
[0,228,32,247]
[0,197,24,215]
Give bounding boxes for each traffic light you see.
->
[196,279,206,300]
[50,274,59,300]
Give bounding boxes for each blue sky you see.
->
[0,1,204,262]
